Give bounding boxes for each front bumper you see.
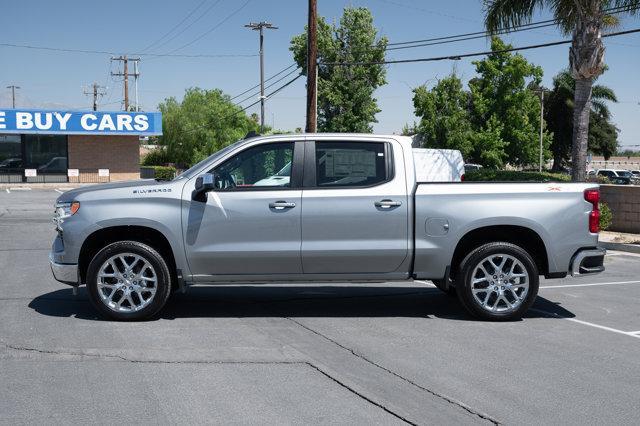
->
[49,253,79,285]
[570,248,606,277]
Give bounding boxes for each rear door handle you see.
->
[375,199,402,208]
[269,201,296,210]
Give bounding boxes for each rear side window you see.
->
[315,142,389,187]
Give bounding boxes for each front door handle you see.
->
[269,201,296,210]
[375,199,402,208]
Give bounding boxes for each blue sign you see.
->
[0,109,162,136]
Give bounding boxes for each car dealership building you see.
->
[0,109,161,183]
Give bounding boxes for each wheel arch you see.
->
[79,225,177,284]
[450,225,549,279]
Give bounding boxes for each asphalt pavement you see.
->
[1,188,639,425]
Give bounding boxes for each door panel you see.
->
[301,140,409,274]
[182,141,303,277]
[184,190,302,275]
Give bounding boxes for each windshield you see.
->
[175,139,247,180]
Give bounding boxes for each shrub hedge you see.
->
[148,166,176,181]
[465,170,571,182]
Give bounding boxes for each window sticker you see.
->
[325,149,377,177]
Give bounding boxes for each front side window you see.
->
[213,142,293,190]
[315,142,388,187]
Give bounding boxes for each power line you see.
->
[234,67,301,106]
[0,42,256,59]
[230,63,298,100]
[140,0,209,52]
[159,0,253,56]
[182,73,303,135]
[143,0,224,53]
[387,23,558,51]
[323,28,640,66]
[387,20,557,47]
[386,4,640,49]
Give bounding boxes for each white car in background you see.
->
[412,148,465,182]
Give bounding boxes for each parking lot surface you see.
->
[1,189,639,424]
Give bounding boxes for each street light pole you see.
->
[245,22,278,133]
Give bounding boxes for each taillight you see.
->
[461,174,465,182]
[584,189,600,233]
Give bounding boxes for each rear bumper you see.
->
[570,248,606,277]
[49,253,79,285]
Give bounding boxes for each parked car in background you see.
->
[38,156,68,173]
[412,148,465,182]
[630,170,640,185]
[596,169,631,185]
[0,158,23,171]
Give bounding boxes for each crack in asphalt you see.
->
[0,339,415,424]
[285,317,501,425]
[0,340,303,365]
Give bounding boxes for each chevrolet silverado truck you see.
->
[50,134,605,321]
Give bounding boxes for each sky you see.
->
[1,0,639,148]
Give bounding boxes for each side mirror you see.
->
[192,173,215,202]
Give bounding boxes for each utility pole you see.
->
[83,82,106,111]
[245,21,278,133]
[305,0,318,133]
[6,85,20,108]
[111,56,140,111]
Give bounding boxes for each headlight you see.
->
[53,201,80,229]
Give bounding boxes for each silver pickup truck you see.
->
[50,134,605,321]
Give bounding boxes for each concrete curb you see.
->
[599,241,640,254]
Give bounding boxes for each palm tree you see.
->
[483,0,639,181]
[546,69,617,170]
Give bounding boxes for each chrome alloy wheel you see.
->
[96,253,158,313]
[470,254,530,314]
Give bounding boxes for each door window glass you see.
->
[315,142,388,187]
[213,142,294,189]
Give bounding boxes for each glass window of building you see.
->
[0,135,22,173]
[23,134,68,173]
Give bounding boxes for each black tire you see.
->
[432,278,457,296]
[455,242,539,321]
[86,241,172,321]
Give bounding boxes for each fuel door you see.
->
[425,217,450,237]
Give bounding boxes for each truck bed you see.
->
[412,182,599,279]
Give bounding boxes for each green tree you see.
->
[545,69,618,168]
[412,74,475,157]
[469,37,552,167]
[290,7,387,132]
[157,88,259,167]
[484,0,639,181]
[589,113,619,160]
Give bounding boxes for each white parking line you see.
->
[4,188,8,193]
[531,308,640,340]
[9,187,31,191]
[540,280,640,289]
[54,189,63,194]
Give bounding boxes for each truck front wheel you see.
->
[86,241,172,321]
[455,242,539,321]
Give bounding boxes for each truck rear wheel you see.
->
[86,241,172,321]
[455,242,538,321]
